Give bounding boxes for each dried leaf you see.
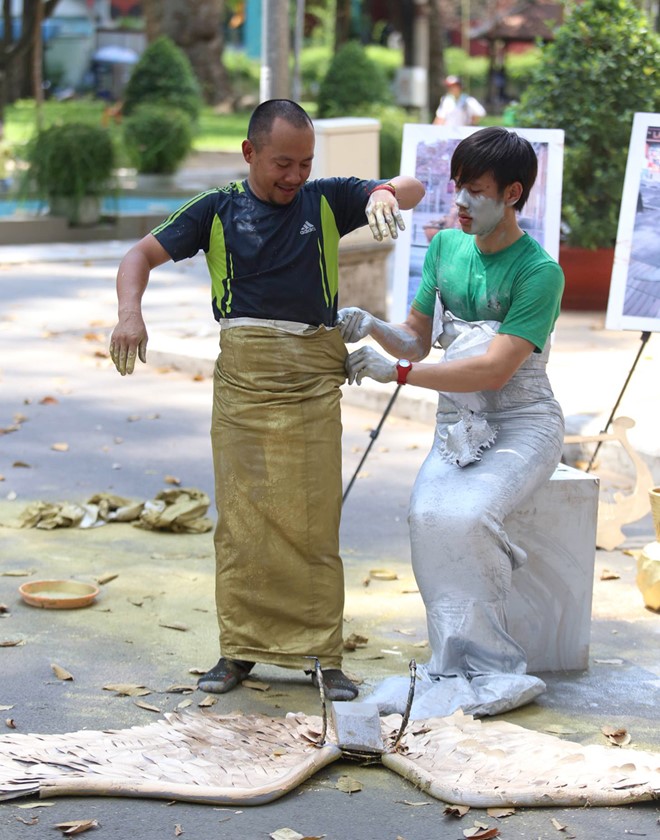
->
[551,818,567,830]
[594,658,624,665]
[397,800,430,807]
[242,678,271,692]
[134,700,161,713]
[177,699,193,709]
[174,825,183,836]
[335,775,363,794]
[17,802,55,809]
[165,684,197,694]
[444,804,470,817]
[602,725,631,747]
[487,807,515,818]
[51,442,70,452]
[103,683,150,697]
[83,332,104,342]
[544,724,578,735]
[198,695,217,707]
[164,475,181,486]
[0,705,14,711]
[12,461,31,468]
[159,622,189,632]
[1,569,32,576]
[51,663,74,681]
[15,816,39,825]
[0,425,20,435]
[96,573,119,585]
[369,568,398,581]
[39,396,59,405]
[6,718,16,729]
[394,627,416,636]
[270,830,304,840]
[127,414,141,422]
[600,569,620,580]
[54,819,99,835]
[343,633,369,651]
[463,826,499,839]
[0,603,8,613]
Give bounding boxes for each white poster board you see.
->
[391,125,565,322]
[605,112,660,332]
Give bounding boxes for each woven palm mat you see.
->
[0,709,659,807]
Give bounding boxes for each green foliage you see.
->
[363,104,416,179]
[123,36,202,122]
[516,0,660,248]
[299,45,333,98]
[317,41,393,118]
[223,48,260,101]
[364,44,402,84]
[123,105,193,174]
[24,121,115,224]
[444,48,489,102]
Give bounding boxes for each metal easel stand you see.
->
[586,330,652,473]
[342,384,402,505]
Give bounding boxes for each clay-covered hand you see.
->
[335,307,375,343]
[109,311,148,376]
[346,346,397,386]
[365,193,405,242]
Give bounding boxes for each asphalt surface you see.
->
[0,243,659,839]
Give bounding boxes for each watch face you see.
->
[398,359,412,369]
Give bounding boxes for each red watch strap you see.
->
[396,362,412,385]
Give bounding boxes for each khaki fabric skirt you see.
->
[211,324,347,669]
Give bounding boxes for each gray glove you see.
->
[346,347,397,386]
[336,307,374,343]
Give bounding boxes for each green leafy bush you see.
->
[25,121,115,224]
[123,105,193,174]
[317,41,393,118]
[516,0,660,249]
[223,48,260,102]
[362,104,416,179]
[123,36,202,122]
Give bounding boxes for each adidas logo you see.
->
[300,220,316,235]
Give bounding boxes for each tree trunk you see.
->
[335,0,352,51]
[427,0,446,116]
[145,0,229,106]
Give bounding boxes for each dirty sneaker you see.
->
[310,668,359,701]
[197,658,254,694]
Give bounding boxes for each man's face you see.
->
[453,172,507,237]
[242,117,315,205]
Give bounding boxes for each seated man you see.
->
[338,127,565,718]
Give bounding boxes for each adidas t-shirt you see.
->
[152,177,379,327]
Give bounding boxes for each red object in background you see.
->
[559,246,615,311]
[111,0,142,16]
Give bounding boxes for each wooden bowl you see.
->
[19,579,100,609]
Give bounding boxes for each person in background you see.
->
[337,126,564,718]
[109,99,425,703]
[433,75,486,129]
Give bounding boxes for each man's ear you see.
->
[242,138,254,164]
[505,181,523,206]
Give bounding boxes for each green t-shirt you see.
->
[412,230,564,352]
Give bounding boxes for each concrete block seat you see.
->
[506,464,599,672]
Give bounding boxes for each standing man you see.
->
[338,127,564,717]
[109,99,425,701]
[433,75,486,128]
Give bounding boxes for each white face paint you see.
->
[454,187,506,238]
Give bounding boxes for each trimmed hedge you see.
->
[123,105,193,174]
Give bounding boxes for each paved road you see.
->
[1,248,659,839]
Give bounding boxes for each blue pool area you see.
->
[0,194,186,219]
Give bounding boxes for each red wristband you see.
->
[369,182,396,197]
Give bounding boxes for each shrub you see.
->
[25,121,115,224]
[123,36,202,122]
[123,105,193,174]
[363,104,415,179]
[317,41,393,118]
[516,0,660,249]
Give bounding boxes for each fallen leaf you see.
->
[174,825,183,836]
[0,603,9,613]
[54,819,99,835]
[6,719,16,729]
[242,678,271,692]
[397,800,430,807]
[159,622,189,632]
[444,804,470,817]
[198,695,217,707]
[165,684,197,694]
[96,573,119,585]
[463,826,499,839]
[0,639,24,647]
[412,640,429,648]
[103,683,150,697]
[51,663,74,681]
[602,725,632,746]
[544,724,578,735]
[0,425,20,435]
[600,569,620,580]
[164,475,181,486]
[594,658,624,665]
[83,332,104,342]
[134,700,161,713]
[343,633,369,651]
[269,830,304,840]
[335,775,363,794]
[0,705,14,711]
[15,816,39,825]
[17,802,55,809]
[39,396,59,405]
[369,569,398,581]
[487,807,515,818]
[1,569,32,576]
[177,699,193,709]
[12,461,31,468]
[127,415,141,422]
[51,442,70,452]
[394,627,416,636]
[188,667,206,675]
